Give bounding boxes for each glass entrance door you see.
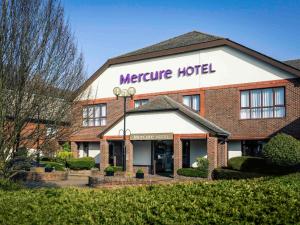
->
[153,140,173,176]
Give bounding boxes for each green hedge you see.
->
[228,156,268,172]
[66,157,95,170]
[263,133,300,167]
[212,168,265,180]
[40,161,65,171]
[0,173,300,224]
[177,168,208,178]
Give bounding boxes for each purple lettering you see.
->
[195,65,201,75]
[138,73,144,82]
[201,64,208,74]
[131,74,138,83]
[186,66,194,76]
[209,63,216,73]
[178,67,186,77]
[120,74,131,85]
[143,72,150,81]
[164,69,172,79]
[150,71,159,80]
[159,70,165,79]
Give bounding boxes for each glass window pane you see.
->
[100,118,106,126]
[101,104,106,116]
[134,101,141,108]
[262,89,273,107]
[88,107,94,118]
[274,107,285,118]
[88,118,94,126]
[250,90,261,107]
[142,99,149,105]
[241,91,249,107]
[83,119,88,126]
[251,108,261,118]
[83,107,88,118]
[94,118,100,126]
[240,109,250,119]
[274,88,284,105]
[183,96,191,108]
[262,107,273,118]
[192,95,200,111]
[95,106,100,117]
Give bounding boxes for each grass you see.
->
[0,173,299,224]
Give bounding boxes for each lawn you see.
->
[0,173,300,225]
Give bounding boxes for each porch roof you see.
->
[99,95,230,138]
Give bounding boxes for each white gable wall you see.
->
[80,46,296,100]
[104,111,208,136]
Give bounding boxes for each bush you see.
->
[0,173,300,224]
[104,166,114,173]
[112,166,123,172]
[40,161,65,171]
[177,168,208,178]
[228,156,267,172]
[0,179,24,191]
[57,151,73,161]
[66,157,95,170]
[263,133,300,167]
[212,168,265,180]
[196,157,209,171]
[136,169,144,174]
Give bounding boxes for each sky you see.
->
[62,0,300,77]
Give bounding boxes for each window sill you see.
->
[81,125,107,128]
[239,117,286,121]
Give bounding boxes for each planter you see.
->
[45,167,54,173]
[30,167,45,173]
[136,173,144,179]
[106,171,114,176]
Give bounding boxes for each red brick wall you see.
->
[205,78,300,140]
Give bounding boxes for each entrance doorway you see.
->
[108,141,123,167]
[153,140,173,176]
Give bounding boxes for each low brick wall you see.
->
[13,171,68,182]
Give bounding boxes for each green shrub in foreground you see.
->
[263,133,300,167]
[212,168,265,180]
[177,168,208,177]
[40,161,65,171]
[0,179,23,191]
[0,173,300,225]
[66,157,95,170]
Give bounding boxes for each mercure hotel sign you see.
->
[120,63,215,85]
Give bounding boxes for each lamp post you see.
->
[113,87,136,171]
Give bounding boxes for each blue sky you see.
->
[62,0,300,77]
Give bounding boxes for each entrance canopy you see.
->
[99,95,229,139]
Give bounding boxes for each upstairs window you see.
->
[183,95,200,112]
[240,87,285,119]
[82,104,107,127]
[134,99,149,108]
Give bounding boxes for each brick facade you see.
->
[205,78,300,140]
[173,136,183,176]
[100,140,109,172]
[207,136,218,178]
[125,140,134,175]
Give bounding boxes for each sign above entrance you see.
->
[120,63,216,85]
[130,133,173,141]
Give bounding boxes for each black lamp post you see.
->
[113,87,136,171]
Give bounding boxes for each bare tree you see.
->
[0,0,85,178]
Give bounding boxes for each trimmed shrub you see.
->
[136,169,144,174]
[177,168,208,178]
[212,168,264,180]
[263,133,300,167]
[112,166,123,172]
[228,156,267,172]
[40,161,65,171]
[104,166,114,173]
[0,179,23,191]
[196,157,209,171]
[66,157,95,170]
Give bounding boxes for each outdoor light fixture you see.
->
[113,87,136,171]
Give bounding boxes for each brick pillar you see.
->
[125,140,133,176]
[207,136,218,179]
[100,140,109,172]
[71,141,79,158]
[217,140,228,167]
[173,136,182,177]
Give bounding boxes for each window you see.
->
[82,104,107,126]
[134,99,149,108]
[183,95,200,111]
[240,87,285,119]
[242,140,265,157]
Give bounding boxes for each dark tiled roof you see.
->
[283,59,300,70]
[114,31,223,59]
[128,95,229,137]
